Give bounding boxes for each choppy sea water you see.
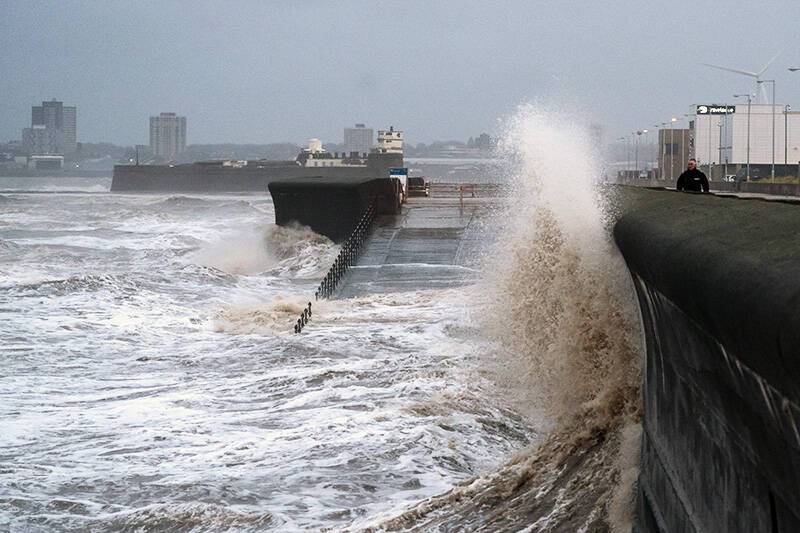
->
[0,178,535,532]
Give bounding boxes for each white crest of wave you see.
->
[484,103,640,420]
[363,105,644,531]
[212,297,310,335]
[189,223,335,276]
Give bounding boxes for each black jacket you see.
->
[676,168,709,192]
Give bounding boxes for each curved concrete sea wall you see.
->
[618,178,800,197]
[613,187,800,533]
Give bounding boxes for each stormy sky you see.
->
[2,0,800,146]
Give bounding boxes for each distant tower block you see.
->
[27,99,77,154]
[377,126,403,154]
[149,112,187,160]
[344,124,374,154]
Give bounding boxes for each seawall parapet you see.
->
[268,177,402,242]
[111,152,402,192]
[613,187,800,532]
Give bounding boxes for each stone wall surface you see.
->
[613,187,800,533]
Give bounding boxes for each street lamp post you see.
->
[758,79,776,180]
[708,114,713,180]
[786,105,791,166]
[634,130,647,178]
[734,93,753,181]
[683,113,694,174]
[653,125,661,179]
[722,108,729,178]
[670,117,678,180]
[718,119,723,178]
[624,136,631,175]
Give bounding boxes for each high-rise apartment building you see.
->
[26,99,77,154]
[61,106,77,154]
[149,113,187,160]
[344,124,373,155]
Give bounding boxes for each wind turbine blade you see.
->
[700,62,759,77]
[758,52,781,76]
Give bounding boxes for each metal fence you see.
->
[315,202,375,301]
[293,202,376,334]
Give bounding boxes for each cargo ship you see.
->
[111,127,404,192]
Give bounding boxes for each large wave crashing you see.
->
[370,105,643,532]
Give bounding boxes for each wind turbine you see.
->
[701,53,780,103]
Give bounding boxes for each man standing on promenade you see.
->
[676,158,709,192]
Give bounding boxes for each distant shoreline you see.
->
[0,170,112,178]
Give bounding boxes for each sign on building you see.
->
[389,167,408,197]
[696,105,736,115]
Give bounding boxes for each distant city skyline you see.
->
[2,1,800,146]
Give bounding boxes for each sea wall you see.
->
[613,187,800,533]
[618,177,800,197]
[268,177,402,242]
[111,153,402,192]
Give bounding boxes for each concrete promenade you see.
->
[336,189,502,298]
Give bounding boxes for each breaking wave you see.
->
[97,503,279,532]
[213,298,313,335]
[6,273,142,297]
[371,104,643,531]
[189,223,336,276]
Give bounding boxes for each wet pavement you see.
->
[337,194,502,298]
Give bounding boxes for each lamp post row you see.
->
[628,68,800,183]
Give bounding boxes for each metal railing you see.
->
[314,202,375,301]
[294,302,312,334]
[293,202,376,334]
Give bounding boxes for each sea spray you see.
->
[213,298,311,335]
[190,222,336,276]
[483,104,640,420]
[371,105,643,531]
[485,104,642,529]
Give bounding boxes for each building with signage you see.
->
[692,103,800,179]
[149,112,187,160]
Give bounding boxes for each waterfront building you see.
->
[28,155,64,170]
[28,99,77,154]
[344,124,373,155]
[376,127,403,154]
[22,124,64,155]
[298,127,404,168]
[691,103,800,173]
[656,128,691,181]
[149,112,187,160]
